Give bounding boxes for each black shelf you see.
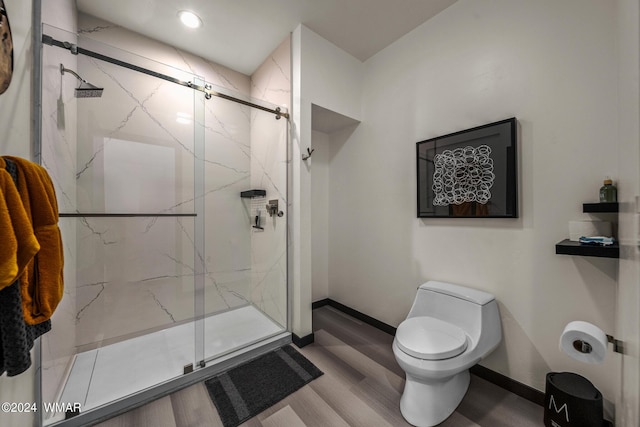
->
[240,189,266,198]
[555,239,619,259]
[556,200,619,259]
[583,202,618,213]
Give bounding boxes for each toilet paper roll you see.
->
[559,321,608,364]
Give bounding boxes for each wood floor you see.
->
[94,306,543,427]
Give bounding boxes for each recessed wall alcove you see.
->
[310,104,360,302]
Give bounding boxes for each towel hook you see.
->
[302,147,314,161]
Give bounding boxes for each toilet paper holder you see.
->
[574,335,623,354]
[606,335,623,354]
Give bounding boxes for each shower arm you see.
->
[60,64,88,85]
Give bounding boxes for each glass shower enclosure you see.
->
[37,24,289,426]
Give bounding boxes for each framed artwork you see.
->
[417,118,517,218]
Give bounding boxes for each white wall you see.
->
[311,130,330,302]
[616,0,640,425]
[0,2,34,425]
[0,1,79,425]
[300,28,363,122]
[291,25,363,338]
[312,120,360,303]
[323,0,622,415]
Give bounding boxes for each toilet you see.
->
[393,281,502,427]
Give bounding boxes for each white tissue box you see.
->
[569,220,612,241]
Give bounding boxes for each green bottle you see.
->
[599,177,617,203]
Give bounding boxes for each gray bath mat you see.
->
[204,345,323,427]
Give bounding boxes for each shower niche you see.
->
[38,22,290,427]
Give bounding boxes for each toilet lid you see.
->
[395,316,468,360]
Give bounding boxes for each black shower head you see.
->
[74,82,104,98]
[60,63,104,98]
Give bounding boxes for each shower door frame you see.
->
[32,4,292,426]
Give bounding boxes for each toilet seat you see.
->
[396,316,468,360]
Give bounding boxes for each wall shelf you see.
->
[582,202,618,213]
[240,189,266,198]
[555,239,619,259]
[555,201,619,259]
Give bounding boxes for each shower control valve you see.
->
[266,200,283,217]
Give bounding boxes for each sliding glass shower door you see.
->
[200,98,289,365]
[38,23,289,426]
[40,25,205,424]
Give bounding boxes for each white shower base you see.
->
[53,305,283,421]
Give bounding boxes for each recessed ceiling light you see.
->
[178,10,202,29]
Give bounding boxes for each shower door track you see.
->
[41,34,289,120]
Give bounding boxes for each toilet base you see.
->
[399,369,470,427]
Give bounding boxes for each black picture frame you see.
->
[417,117,517,218]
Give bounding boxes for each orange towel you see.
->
[0,160,40,289]
[4,156,64,325]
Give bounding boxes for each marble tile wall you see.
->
[69,40,203,348]
[40,15,290,361]
[249,37,291,327]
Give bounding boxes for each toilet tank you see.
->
[407,281,498,342]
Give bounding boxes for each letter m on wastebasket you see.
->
[549,395,569,423]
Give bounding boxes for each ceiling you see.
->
[76,0,458,75]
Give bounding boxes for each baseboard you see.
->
[311,298,331,310]
[292,332,315,348]
[469,364,544,406]
[313,298,545,407]
[321,299,397,336]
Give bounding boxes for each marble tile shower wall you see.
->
[71,54,202,348]
[39,12,290,373]
[249,38,291,327]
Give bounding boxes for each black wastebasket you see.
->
[543,372,604,427]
